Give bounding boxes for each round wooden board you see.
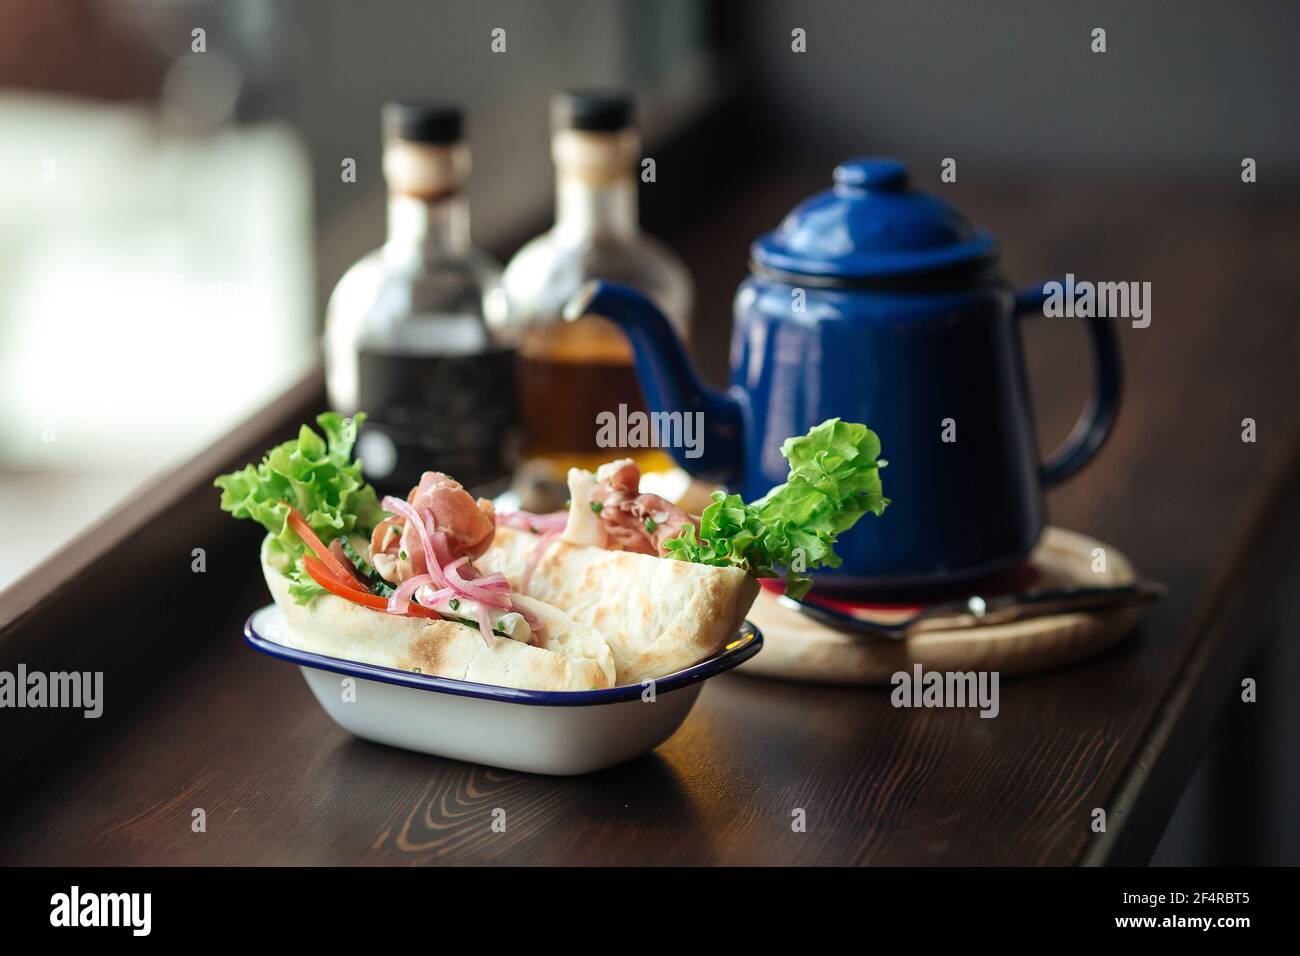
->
[739,527,1144,685]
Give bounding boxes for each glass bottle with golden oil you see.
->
[502,91,693,508]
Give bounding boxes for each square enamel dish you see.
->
[244,605,762,775]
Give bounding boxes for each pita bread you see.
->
[260,537,615,691]
[481,527,759,684]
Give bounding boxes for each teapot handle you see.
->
[1015,283,1122,488]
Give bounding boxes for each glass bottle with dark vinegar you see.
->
[325,103,517,497]
[502,91,693,505]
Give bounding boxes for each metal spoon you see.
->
[778,580,1167,641]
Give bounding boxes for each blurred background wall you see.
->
[0,0,714,583]
[4,0,1297,508]
[732,0,1300,175]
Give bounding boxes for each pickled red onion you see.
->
[388,573,432,614]
[386,496,544,643]
[444,557,513,609]
[382,496,435,579]
[421,509,457,572]
[414,585,456,612]
[389,576,453,616]
[522,529,563,591]
[498,509,568,534]
[475,603,495,647]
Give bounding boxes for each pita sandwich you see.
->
[483,418,889,685]
[262,535,616,691]
[482,525,758,685]
[220,412,887,695]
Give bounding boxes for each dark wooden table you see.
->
[1,174,1297,865]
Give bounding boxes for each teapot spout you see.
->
[566,280,746,486]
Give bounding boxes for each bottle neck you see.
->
[555,172,638,242]
[386,192,471,259]
[550,127,641,243]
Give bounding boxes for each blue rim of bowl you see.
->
[243,605,763,707]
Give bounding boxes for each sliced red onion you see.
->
[444,557,513,609]
[457,580,511,609]
[383,499,535,642]
[382,496,434,579]
[387,573,432,614]
[454,560,510,591]
[522,529,563,591]
[497,509,568,534]
[474,603,495,647]
[413,585,456,611]
[422,510,456,570]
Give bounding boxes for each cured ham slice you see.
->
[371,472,496,584]
[588,458,699,556]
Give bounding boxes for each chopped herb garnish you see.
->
[399,549,407,560]
[448,598,460,611]
[590,501,603,514]
[644,517,657,533]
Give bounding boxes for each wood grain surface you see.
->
[0,175,1297,865]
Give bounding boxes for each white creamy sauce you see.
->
[414,586,532,643]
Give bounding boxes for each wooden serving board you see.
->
[739,527,1144,685]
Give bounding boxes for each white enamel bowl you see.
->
[244,605,762,775]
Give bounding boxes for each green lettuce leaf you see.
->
[663,418,888,599]
[214,412,385,603]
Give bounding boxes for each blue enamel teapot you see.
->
[571,158,1121,593]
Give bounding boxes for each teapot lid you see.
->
[751,157,997,282]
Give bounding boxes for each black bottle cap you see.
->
[551,90,635,132]
[382,102,463,144]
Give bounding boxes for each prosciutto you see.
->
[369,471,544,644]
[371,472,496,585]
[590,459,699,556]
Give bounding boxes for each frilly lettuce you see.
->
[214,412,384,602]
[662,418,888,599]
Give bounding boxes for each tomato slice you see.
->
[329,538,370,588]
[303,555,388,609]
[281,502,365,590]
[303,555,440,619]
